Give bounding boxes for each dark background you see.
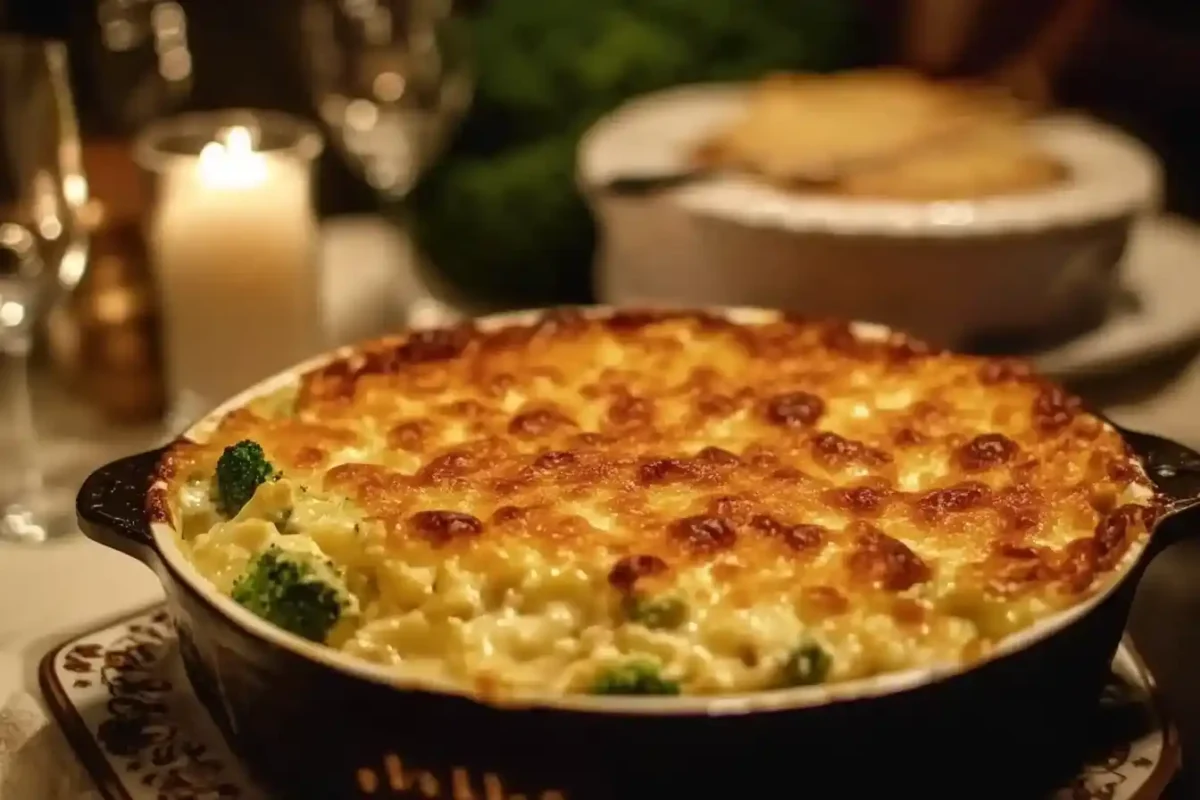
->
[2,0,1197,220]
[3,1,1200,796]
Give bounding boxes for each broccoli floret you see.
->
[215,440,277,516]
[779,641,832,687]
[591,660,680,696]
[622,595,689,630]
[230,546,345,643]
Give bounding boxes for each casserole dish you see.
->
[579,83,1161,349]
[78,307,1200,799]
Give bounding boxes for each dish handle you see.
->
[1116,426,1200,549]
[76,447,168,565]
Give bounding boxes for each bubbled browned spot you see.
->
[893,427,925,448]
[1093,504,1144,569]
[298,360,357,407]
[979,358,1034,385]
[1106,457,1136,484]
[1056,538,1098,593]
[994,543,1041,561]
[508,407,574,438]
[745,447,779,470]
[956,433,1018,472]
[1032,385,1082,435]
[750,515,826,553]
[986,543,1054,586]
[408,510,484,546]
[763,391,826,428]
[531,450,576,471]
[607,554,669,591]
[638,458,695,484]
[605,309,668,332]
[916,481,990,520]
[707,495,756,523]
[669,515,738,554]
[490,505,527,525]
[810,432,891,469]
[396,326,472,364]
[819,321,865,356]
[292,446,327,470]
[824,484,892,516]
[695,446,740,466]
[607,392,654,426]
[845,524,931,591]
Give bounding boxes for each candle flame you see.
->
[198,125,268,189]
[223,125,254,155]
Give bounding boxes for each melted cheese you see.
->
[158,310,1161,696]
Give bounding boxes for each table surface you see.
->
[3,217,1200,797]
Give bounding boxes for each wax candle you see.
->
[139,112,324,419]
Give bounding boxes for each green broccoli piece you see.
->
[215,440,277,516]
[779,641,832,687]
[230,546,345,643]
[622,595,689,630]
[591,660,680,696]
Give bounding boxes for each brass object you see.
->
[47,140,165,423]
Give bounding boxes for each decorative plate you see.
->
[1032,215,1200,379]
[39,605,1179,800]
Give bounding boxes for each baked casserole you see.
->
[156,310,1159,698]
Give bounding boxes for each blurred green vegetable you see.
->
[779,640,832,687]
[623,594,689,630]
[412,0,869,308]
[591,659,681,695]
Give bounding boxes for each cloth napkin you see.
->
[0,689,101,800]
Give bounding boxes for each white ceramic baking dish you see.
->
[578,84,1162,349]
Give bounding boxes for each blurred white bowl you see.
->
[578,83,1162,348]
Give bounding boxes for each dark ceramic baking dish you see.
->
[77,308,1200,800]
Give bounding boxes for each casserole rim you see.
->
[146,305,1157,715]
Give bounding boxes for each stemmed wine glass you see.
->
[300,0,474,201]
[0,37,88,543]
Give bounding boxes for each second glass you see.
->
[0,36,86,544]
[300,0,473,201]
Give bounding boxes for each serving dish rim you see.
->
[577,81,1162,238]
[143,304,1161,716]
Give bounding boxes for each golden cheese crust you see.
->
[156,309,1160,696]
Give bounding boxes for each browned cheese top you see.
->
[160,310,1161,695]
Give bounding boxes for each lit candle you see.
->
[139,112,324,418]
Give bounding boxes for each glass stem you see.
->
[0,334,44,513]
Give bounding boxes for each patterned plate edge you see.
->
[1120,634,1183,800]
[36,600,168,800]
[36,606,1183,800]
